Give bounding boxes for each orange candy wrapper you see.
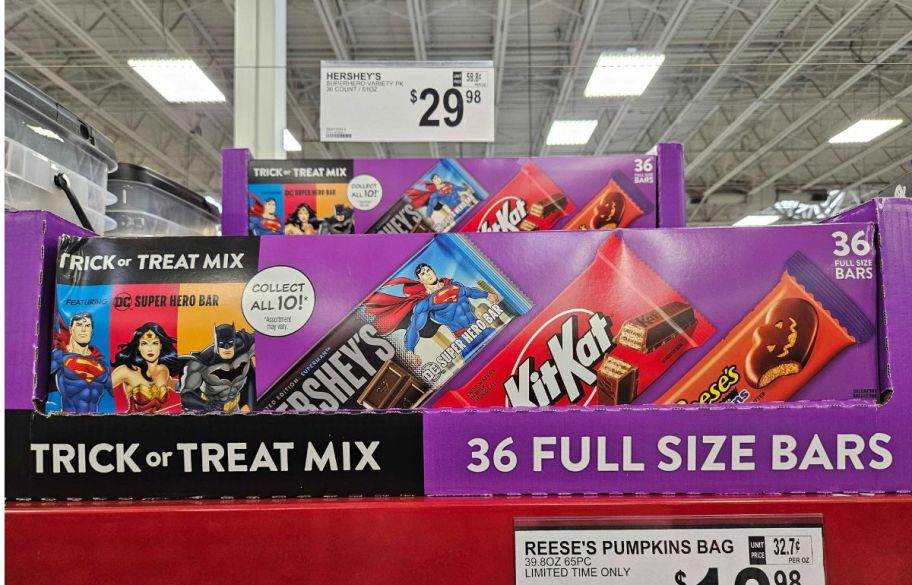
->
[656,252,875,405]
[563,172,654,231]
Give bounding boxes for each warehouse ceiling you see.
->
[5,0,912,223]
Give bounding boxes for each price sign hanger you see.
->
[320,60,495,143]
[514,518,826,585]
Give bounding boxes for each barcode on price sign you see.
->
[514,522,825,585]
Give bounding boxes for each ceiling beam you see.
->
[486,0,512,157]
[538,0,606,156]
[32,0,223,164]
[656,0,786,144]
[685,0,876,178]
[125,0,233,141]
[704,30,912,196]
[174,0,217,46]
[406,0,438,158]
[788,124,912,197]
[287,90,333,159]
[310,0,379,158]
[748,82,912,197]
[592,0,695,154]
[6,41,214,193]
[839,150,912,194]
[314,0,350,60]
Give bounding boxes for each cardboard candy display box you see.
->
[46,223,878,416]
[220,144,685,236]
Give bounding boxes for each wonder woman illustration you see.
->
[111,322,182,413]
[284,202,318,235]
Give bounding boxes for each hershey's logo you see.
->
[276,323,396,411]
[377,204,424,234]
[478,199,527,232]
[504,313,613,406]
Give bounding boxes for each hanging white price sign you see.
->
[514,522,825,585]
[320,60,495,143]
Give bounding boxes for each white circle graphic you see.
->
[347,174,383,210]
[242,266,315,337]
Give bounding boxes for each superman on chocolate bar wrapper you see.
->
[367,160,488,234]
[257,236,531,411]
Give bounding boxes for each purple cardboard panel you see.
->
[422,198,912,495]
[422,402,886,495]
[221,146,686,236]
[50,223,877,416]
[872,199,912,490]
[221,148,250,237]
[655,142,686,227]
[5,210,93,410]
[825,199,896,395]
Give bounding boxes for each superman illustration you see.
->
[50,312,112,413]
[407,174,477,219]
[364,263,500,367]
[248,194,283,235]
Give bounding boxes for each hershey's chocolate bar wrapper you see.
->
[257,235,532,411]
[366,159,488,234]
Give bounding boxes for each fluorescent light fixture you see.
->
[546,120,598,146]
[828,119,903,144]
[128,59,225,103]
[733,215,779,227]
[283,129,302,152]
[585,52,665,97]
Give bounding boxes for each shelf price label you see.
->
[514,523,825,585]
[320,60,495,143]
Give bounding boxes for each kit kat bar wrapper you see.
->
[366,159,488,234]
[459,161,575,232]
[257,235,532,412]
[656,252,876,405]
[435,236,715,408]
[563,172,654,231]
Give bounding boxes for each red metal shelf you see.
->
[7,494,912,584]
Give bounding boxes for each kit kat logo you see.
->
[504,311,613,407]
[477,198,528,232]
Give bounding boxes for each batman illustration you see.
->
[179,324,256,412]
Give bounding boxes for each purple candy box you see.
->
[221,144,686,236]
[5,210,93,410]
[6,199,912,498]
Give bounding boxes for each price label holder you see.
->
[514,517,825,585]
[320,60,495,142]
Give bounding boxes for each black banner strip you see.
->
[5,409,424,500]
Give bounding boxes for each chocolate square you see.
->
[389,378,432,409]
[357,360,414,409]
[597,356,639,405]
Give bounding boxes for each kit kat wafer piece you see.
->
[530,193,569,219]
[616,301,697,353]
[597,357,639,405]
